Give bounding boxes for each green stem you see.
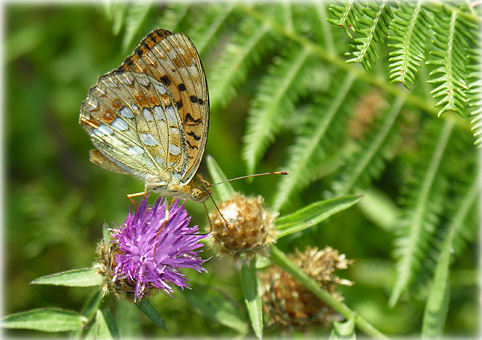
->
[270,245,391,340]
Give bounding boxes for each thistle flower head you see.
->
[96,196,208,302]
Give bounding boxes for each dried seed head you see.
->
[209,193,278,260]
[261,246,353,328]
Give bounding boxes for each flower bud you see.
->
[209,194,277,259]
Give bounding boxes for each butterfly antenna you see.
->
[207,191,232,229]
[202,201,214,233]
[208,171,289,187]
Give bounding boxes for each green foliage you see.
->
[388,0,432,89]
[329,1,480,126]
[327,0,363,39]
[332,96,404,196]
[345,0,393,70]
[243,44,315,174]
[273,72,358,211]
[5,1,479,339]
[391,119,454,306]
[427,6,477,117]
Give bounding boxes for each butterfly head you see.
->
[188,174,212,202]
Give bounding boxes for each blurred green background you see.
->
[4,2,479,338]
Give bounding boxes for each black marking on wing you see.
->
[186,140,199,150]
[187,131,201,141]
[184,113,202,125]
[160,75,171,86]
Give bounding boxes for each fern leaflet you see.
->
[327,0,362,39]
[332,96,404,196]
[468,44,482,146]
[186,3,236,56]
[345,0,393,71]
[208,14,277,112]
[272,72,356,211]
[422,168,480,338]
[390,119,454,306]
[121,1,153,52]
[243,45,313,174]
[427,7,478,117]
[388,0,432,89]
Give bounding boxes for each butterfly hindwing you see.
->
[80,29,211,201]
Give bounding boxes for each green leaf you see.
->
[71,291,104,340]
[422,171,481,338]
[187,3,236,56]
[208,13,277,112]
[275,195,363,238]
[240,262,263,339]
[81,291,103,321]
[95,309,120,340]
[357,188,399,232]
[422,242,450,339]
[331,315,356,340]
[206,155,235,202]
[327,0,362,39]
[345,0,393,70]
[183,283,249,335]
[332,96,404,195]
[121,1,153,52]
[388,1,432,89]
[390,119,454,306]
[31,268,102,287]
[116,299,142,338]
[103,1,128,36]
[426,7,476,116]
[1,308,86,332]
[136,299,167,330]
[243,44,313,173]
[272,72,357,211]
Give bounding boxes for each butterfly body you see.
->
[80,29,211,202]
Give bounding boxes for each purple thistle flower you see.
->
[110,196,208,302]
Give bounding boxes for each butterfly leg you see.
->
[153,199,174,258]
[127,186,151,206]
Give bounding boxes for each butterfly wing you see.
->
[80,29,209,188]
[115,29,209,187]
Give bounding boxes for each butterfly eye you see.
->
[190,188,204,201]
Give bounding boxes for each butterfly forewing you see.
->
[80,29,210,198]
[116,30,209,186]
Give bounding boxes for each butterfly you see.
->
[80,29,211,202]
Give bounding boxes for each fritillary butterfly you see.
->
[80,29,211,202]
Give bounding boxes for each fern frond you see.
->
[185,3,237,56]
[426,6,478,117]
[327,0,363,39]
[422,160,480,338]
[388,0,432,89]
[243,45,314,174]
[208,12,278,112]
[468,43,482,146]
[390,119,454,306]
[121,1,153,52]
[332,96,404,196]
[272,73,357,211]
[158,3,192,33]
[345,0,393,71]
[103,1,128,36]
